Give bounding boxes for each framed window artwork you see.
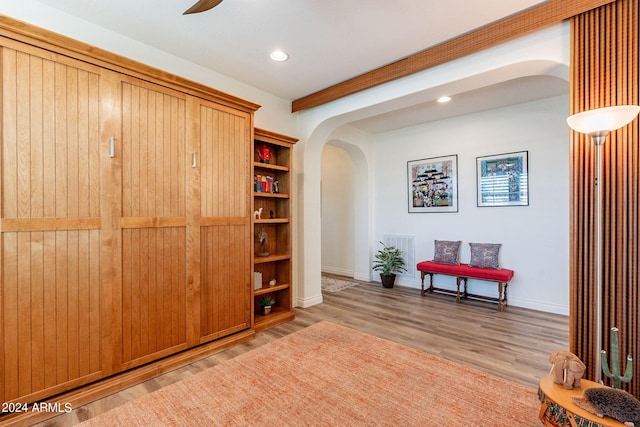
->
[408,155,458,213]
[476,151,529,207]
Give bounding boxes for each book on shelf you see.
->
[254,174,275,193]
[254,271,263,290]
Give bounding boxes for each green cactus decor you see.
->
[601,327,633,388]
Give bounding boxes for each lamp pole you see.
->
[591,131,607,384]
[567,105,640,384]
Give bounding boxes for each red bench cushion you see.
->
[417,261,514,283]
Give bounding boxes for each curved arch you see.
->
[293,28,570,308]
[323,133,372,282]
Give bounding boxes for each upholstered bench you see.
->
[416,260,515,311]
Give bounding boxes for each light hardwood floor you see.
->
[35,275,569,426]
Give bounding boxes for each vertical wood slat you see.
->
[1,46,103,402]
[570,0,640,395]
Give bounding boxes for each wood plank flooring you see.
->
[34,275,569,426]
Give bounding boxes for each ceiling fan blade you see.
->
[183,0,223,15]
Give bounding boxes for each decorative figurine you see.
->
[269,279,276,287]
[253,207,263,220]
[572,387,640,427]
[257,145,272,164]
[549,350,586,389]
[272,179,279,193]
[270,210,275,219]
[257,227,269,257]
[602,327,633,388]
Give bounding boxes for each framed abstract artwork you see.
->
[407,155,458,213]
[476,151,529,207]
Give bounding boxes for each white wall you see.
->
[372,95,570,314]
[321,145,355,276]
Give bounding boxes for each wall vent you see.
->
[383,234,415,277]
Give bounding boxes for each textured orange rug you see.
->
[81,321,540,426]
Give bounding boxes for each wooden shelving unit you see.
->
[252,128,298,332]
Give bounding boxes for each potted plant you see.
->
[258,296,276,315]
[372,241,407,288]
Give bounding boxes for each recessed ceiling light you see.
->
[437,96,452,103]
[270,49,289,62]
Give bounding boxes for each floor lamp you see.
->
[566,105,640,383]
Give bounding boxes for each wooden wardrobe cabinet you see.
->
[0,17,257,416]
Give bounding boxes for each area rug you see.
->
[80,321,540,426]
[321,275,358,292]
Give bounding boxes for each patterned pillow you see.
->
[433,240,461,265]
[469,243,502,269]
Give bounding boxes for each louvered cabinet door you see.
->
[119,79,188,369]
[197,102,252,341]
[0,46,106,403]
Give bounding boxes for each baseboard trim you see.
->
[321,266,353,277]
[296,293,323,308]
[353,272,372,282]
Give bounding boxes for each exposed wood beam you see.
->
[291,0,615,113]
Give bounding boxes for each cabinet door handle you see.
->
[109,136,115,158]
[192,151,197,168]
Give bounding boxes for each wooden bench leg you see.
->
[497,282,509,312]
[420,272,435,296]
[455,277,462,303]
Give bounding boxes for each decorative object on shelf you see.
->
[572,387,640,427]
[258,296,276,315]
[408,155,458,213]
[253,207,263,220]
[476,151,529,207]
[372,241,407,288]
[257,144,272,163]
[269,279,276,287]
[273,179,279,193]
[269,210,274,219]
[254,272,263,291]
[601,327,633,389]
[257,227,270,257]
[549,350,586,389]
[566,105,640,383]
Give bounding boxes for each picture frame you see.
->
[476,151,529,207]
[408,155,458,213]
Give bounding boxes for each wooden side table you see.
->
[538,376,627,427]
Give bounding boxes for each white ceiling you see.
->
[31,0,567,133]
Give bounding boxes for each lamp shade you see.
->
[567,105,640,135]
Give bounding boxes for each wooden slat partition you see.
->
[292,0,616,112]
[570,0,639,395]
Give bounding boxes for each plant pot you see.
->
[380,273,396,288]
[262,305,272,315]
